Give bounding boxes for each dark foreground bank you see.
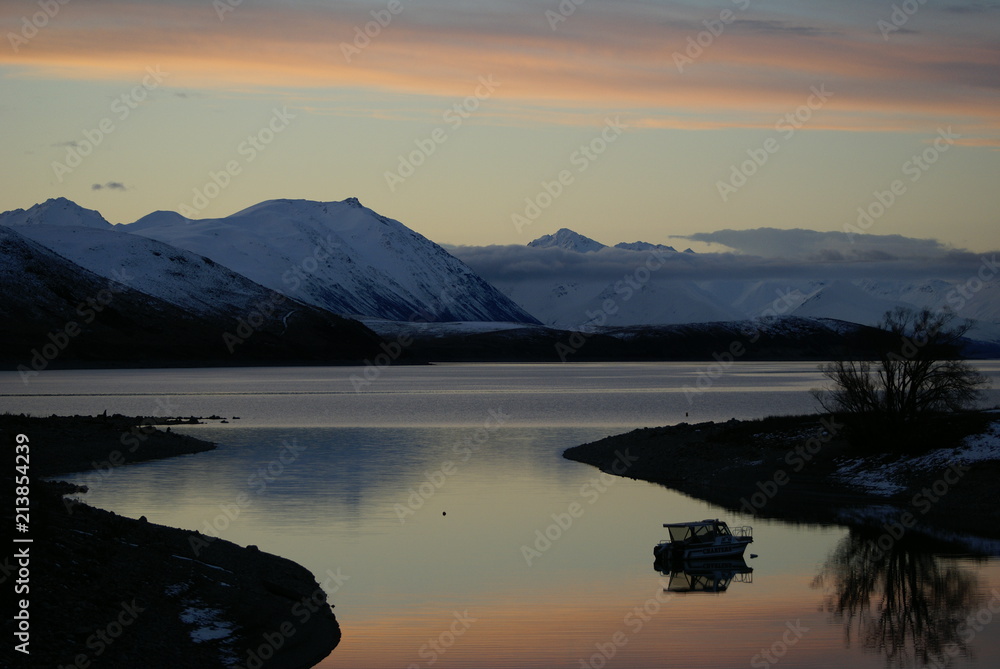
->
[1,414,340,669]
[564,411,1000,543]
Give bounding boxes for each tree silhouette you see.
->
[812,530,979,668]
[813,307,987,447]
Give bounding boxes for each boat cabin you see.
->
[664,519,744,545]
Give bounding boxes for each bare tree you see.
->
[814,308,988,441]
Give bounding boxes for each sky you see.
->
[1,0,998,251]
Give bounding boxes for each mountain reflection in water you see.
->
[813,530,982,668]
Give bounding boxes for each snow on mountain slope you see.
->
[464,229,1000,339]
[528,228,607,253]
[6,222,285,317]
[702,279,824,318]
[128,198,539,324]
[614,241,678,252]
[0,225,384,365]
[856,278,1000,332]
[789,280,902,324]
[0,197,113,230]
[495,276,742,329]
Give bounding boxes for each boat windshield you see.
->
[667,523,719,543]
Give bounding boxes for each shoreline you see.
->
[1,414,341,669]
[563,411,1000,545]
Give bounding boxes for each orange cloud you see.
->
[2,1,998,136]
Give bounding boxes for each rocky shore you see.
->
[1,414,341,669]
[564,411,1000,544]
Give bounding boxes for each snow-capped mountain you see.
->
[528,228,606,253]
[6,218,291,317]
[129,198,539,324]
[614,241,678,253]
[498,277,744,328]
[455,228,1000,340]
[789,280,902,325]
[0,197,113,230]
[0,226,382,365]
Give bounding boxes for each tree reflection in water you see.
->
[812,529,979,668]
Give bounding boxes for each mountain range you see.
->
[452,230,1000,342]
[1,196,998,368]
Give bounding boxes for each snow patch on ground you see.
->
[361,319,541,338]
[834,457,909,496]
[833,420,1000,496]
[180,606,236,643]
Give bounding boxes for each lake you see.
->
[7,362,1000,669]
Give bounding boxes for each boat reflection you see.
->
[812,529,981,668]
[653,554,754,594]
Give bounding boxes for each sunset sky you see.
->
[2,0,998,250]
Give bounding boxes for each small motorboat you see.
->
[653,519,753,561]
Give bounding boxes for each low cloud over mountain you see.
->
[671,228,956,261]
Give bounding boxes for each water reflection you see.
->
[812,530,979,668]
[653,555,754,594]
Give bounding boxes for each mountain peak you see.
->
[0,197,112,230]
[128,197,540,324]
[528,228,606,253]
[614,241,678,253]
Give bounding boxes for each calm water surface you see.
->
[6,362,1000,669]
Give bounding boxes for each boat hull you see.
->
[653,538,752,561]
